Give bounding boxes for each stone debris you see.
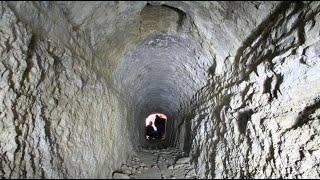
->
[112,147,198,179]
[151,165,161,171]
[112,173,130,179]
[175,157,190,164]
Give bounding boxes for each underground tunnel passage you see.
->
[0,1,320,179]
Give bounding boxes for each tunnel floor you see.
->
[112,147,197,179]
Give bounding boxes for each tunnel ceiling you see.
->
[114,34,208,115]
[6,1,279,99]
[109,1,278,117]
[49,1,278,60]
[5,1,280,139]
[7,1,279,76]
[48,1,277,125]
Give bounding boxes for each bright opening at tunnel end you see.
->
[145,113,167,141]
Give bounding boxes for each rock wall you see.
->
[188,2,320,178]
[1,1,319,179]
[0,2,134,178]
[2,1,279,152]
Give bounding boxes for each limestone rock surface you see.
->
[0,1,319,179]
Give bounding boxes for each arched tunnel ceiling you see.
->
[7,1,279,64]
[55,1,279,58]
[114,34,208,114]
[5,0,280,143]
[21,0,277,130]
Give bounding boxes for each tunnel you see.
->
[0,1,320,179]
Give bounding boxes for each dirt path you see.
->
[112,147,197,179]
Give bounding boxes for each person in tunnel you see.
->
[145,121,156,140]
[154,115,166,139]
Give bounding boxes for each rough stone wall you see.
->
[3,1,278,151]
[188,2,320,178]
[1,1,319,179]
[0,2,134,178]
